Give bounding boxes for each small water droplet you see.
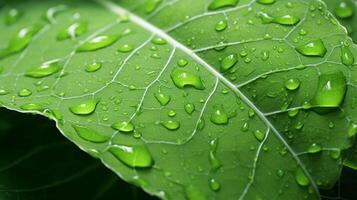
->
[85,62,102,72]
[73,124,110,143]
[117,44,134,53]
[77,35,119,52]
[209,139,221,171]
[259,12,300,26]
[220,54,238,72]
[210,105,229,125]
[0,89,9,96]
[18,89,32,97]
[20,103,43,111]
[348,122,357,138]
[209,178,221,191]
[109,144,154,168]
[185,185,206,200]
[256,0,275,5]
[295,168,310,186]
[57,21,87,40]
[151,37,167,45]
[184,103,195,114]
[295,39,327,57]
[69,99,98,115]
[335,1,354,19]
[154,92,171,106]
[145,0,163,14]
[171,68,205,90]
[5,8,22,25]
[112,121,135,132]
[25,61,61,78]
[341,43,354,66]
[215,20,228,32]
[307,143,322,154]
[285,78,300,91]
[208,0,239,10]
[161,120,180,130]
[177,58,188,67]
[254,130,266,142]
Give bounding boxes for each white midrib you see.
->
[95,0,320,198]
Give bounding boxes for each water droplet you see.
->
[311,70,346,113]
[288,109,299,117]
[208,0,239,10]
[254,130,266,142]
[329,150,341,160]
[18,89,32,97]
[151,37,166,45]
[73,124,109,143]
[209,139,221,171]
[57,21,88,40]
[210,105,229,125]
[44,5,67,24]
[25,61,61,78]
[256,0,275,5]
[285,78,300,91]
[77,35,119,52]
[259,12,300,26]
[295,39,327,57]
[177,58,188,67]
[348,122,357,138]
[20,103,43,111]
[184,103,195,114]
[112,121,135,133]
[295,168,310,186]
[154,92,171,106]
[276,169,285,177]
[145,0,163,14]
[220,54,238,72]
[209,178,221,191]
[171,68,205,90]
[341,43,354,66]
[215,20,228,32]
[185,185,206,200]
[109,144,154,168]
[161,120,180,130]
[168,110,176,117]
[335,1,354,19]
[85,62,102,72]
[5,8,22,25]
[0,89,9,95]
[0,25,42,60]
[69,99,98,115]
[117,44,133,53]
[307,143,322,154]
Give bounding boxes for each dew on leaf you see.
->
[145,0,163,14]
[185,185,206,200]
[112,121,135,133]
[341,43,354,66]
[256,0,275,5]
[20,103,43,111]
[220,54,238,72]
[0,89,9,95]
[285,78,300,91]
[210,105,229,125]
[73,124,110,143]
[154,92,171,106]
[209,178,221,191]
[151,37,167,45]
[259,12,300,26]
[109,144,154,168]
[334,1,354,19]
[69,99,98,115]
[171,68,205,90]
[208,0,239,10]
[161,120,180,130]
[348,122,357,138]
[18,89,32,97]
[295,168,310,187]
[77,35,119,52]
[254,130,266,142]
[57,21,88,40]
[215,20,228,32]
[295,39,327,57]
[5,8,22,25]
[85,62,102,72]
[177,58,188,67]
[117,44,134,53]
[307,143,322,154]
[25,61,61,78]
[44,5,67,24]
[209,139,222,171]
[184,103,195,114]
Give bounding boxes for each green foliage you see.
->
[0,0,357,199]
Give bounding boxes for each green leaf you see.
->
[0,108,156,200]
[0,0,356,199]
[323,0,357,170]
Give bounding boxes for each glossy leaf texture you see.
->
[0,0,357,199]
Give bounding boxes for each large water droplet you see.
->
[109,144,154,168]
[254,130,266,142]
[69,99,98,115]
[220,54,238,72]
[209,139,222,171]
[210,105,229,125]
[208,0,239,10]
[73,124,110,143]
[112,121,135,133]
[311,70,346,113]
[335,1,354,19]
[25,61,61,78]
[0,25,42,60]
[161,120,180,130]
[307,143,322,154]
[77,35,119,52]
[171,69,205,90]
[85,62,102,72]
[256,0,275,5]
[285,78,300,91]
[295,39,327,57]
[341,43,354,66]
[154,92,171,106]
[295,168,310,186]
[259,12,300,26]
[5,8,22,25]
[57,21,88,40]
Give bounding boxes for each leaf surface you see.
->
[0,0,357,199]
